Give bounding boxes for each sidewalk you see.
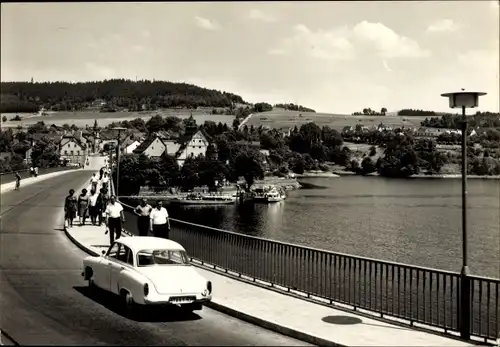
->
[0,169,79,194]
[64,182,474,346]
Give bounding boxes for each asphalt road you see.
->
[0,171,310,346]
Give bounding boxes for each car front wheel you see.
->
[122,291,138,317]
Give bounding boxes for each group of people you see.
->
[134,199,171,239]
[64,166,171,244]
[29,166,39,178]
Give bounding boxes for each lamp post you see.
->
[111,127,127,198]
[440,89,486,340]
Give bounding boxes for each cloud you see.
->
[194,16,220,31]
[141,30,151,38]
[352,21,431,59]
[248,9,278,23]
[269,24,355,61]
[427,19,459,33]
[270,21,430,62]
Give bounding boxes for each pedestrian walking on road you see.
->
[105,195,125,244]
[14,171,21,190]
[90,173,98,192]
[88,190,100,225]
[78,188,89,226]
[102,172,109,191]
[97,188,108,226]
[134,198,152,236]
[149,201,170,239]
[64,189,78,228]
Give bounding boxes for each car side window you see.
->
[116,244,128,262]
[107,243,120,258]
[125,246,134,266]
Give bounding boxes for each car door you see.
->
[99,242,120,292]
[109,244,131,294]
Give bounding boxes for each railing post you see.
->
[460,273,471,340]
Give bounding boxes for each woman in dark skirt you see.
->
[88,189,99,225]
[64,189,78,228]
[78,188,89,226]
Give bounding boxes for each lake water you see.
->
[163,176,500,279]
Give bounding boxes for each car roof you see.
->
[116,236,186,253]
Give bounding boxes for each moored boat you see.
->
[171,193,236,205]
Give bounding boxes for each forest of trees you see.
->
[0,79,248,113]
[274,103,316,113]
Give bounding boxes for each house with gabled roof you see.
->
[175,130,211,167]
[133,134,168,158]
[60,135,87,166]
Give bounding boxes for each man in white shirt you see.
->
[105,195,125,244]
[90,173,99,192]
[149,201,170,239]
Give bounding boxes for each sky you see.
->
[1,1,499,114]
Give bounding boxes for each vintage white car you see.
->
[82,236,212,312]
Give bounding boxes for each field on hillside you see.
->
[246,109,428,131]
[0,109,236,128]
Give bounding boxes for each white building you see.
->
[60,136,87,166]
[176,130,210,167]
[124,140,141,154]
[163,139,181,156]
[133,135,167,157]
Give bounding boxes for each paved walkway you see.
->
[64,176,475,347]
[0,169,79,194]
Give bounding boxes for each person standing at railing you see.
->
[149,201,170,239]
[134,198,152,236]
[14,171,21,190]
[99,167,104,180]
[105,195,125,244]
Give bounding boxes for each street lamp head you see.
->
[440,91,487,109]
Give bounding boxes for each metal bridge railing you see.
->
[117,197,500,343]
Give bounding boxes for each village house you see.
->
[414,127,462,139]
[133,134,168,158]
[175,130,211,167]
[59,135,87,166]
[123,140,141,154]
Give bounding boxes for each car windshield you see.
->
[137,249,190,266]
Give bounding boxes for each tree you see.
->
[381,107,387,115]
[361,157,376,175]
[116,154,151,195]
[31,136,60,167]
[232,118,240,132]
[145,114,165,133]
[233,147,264,190]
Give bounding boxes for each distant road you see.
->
[0,171,306,346]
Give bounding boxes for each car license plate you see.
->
[169,296,196,304]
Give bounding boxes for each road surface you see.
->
[0,170,309,346]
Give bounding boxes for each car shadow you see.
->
[73,286,202,322]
